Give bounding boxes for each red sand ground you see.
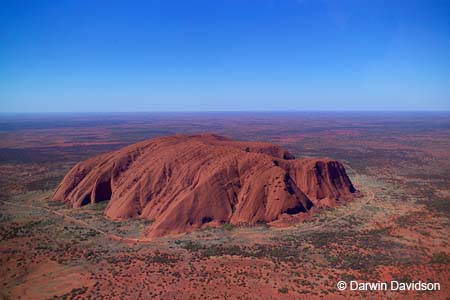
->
[1,113,449,300]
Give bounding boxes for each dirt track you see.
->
[0,174,373,244]
[0,198,152,243]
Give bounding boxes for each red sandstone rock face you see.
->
[52,134,356,238]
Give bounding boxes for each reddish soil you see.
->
[1,113,449,300]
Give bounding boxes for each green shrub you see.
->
[222,223,235,231]
[429,252,449,264]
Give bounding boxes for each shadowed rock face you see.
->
[52,134,356,238]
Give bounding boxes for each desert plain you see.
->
[0,112,449,300]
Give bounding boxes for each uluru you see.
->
[52,134,356,238]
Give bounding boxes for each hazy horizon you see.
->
[1,110,450,114]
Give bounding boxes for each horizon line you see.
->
[1,110,450,114]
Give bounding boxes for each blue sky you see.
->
[1,0,449,112]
